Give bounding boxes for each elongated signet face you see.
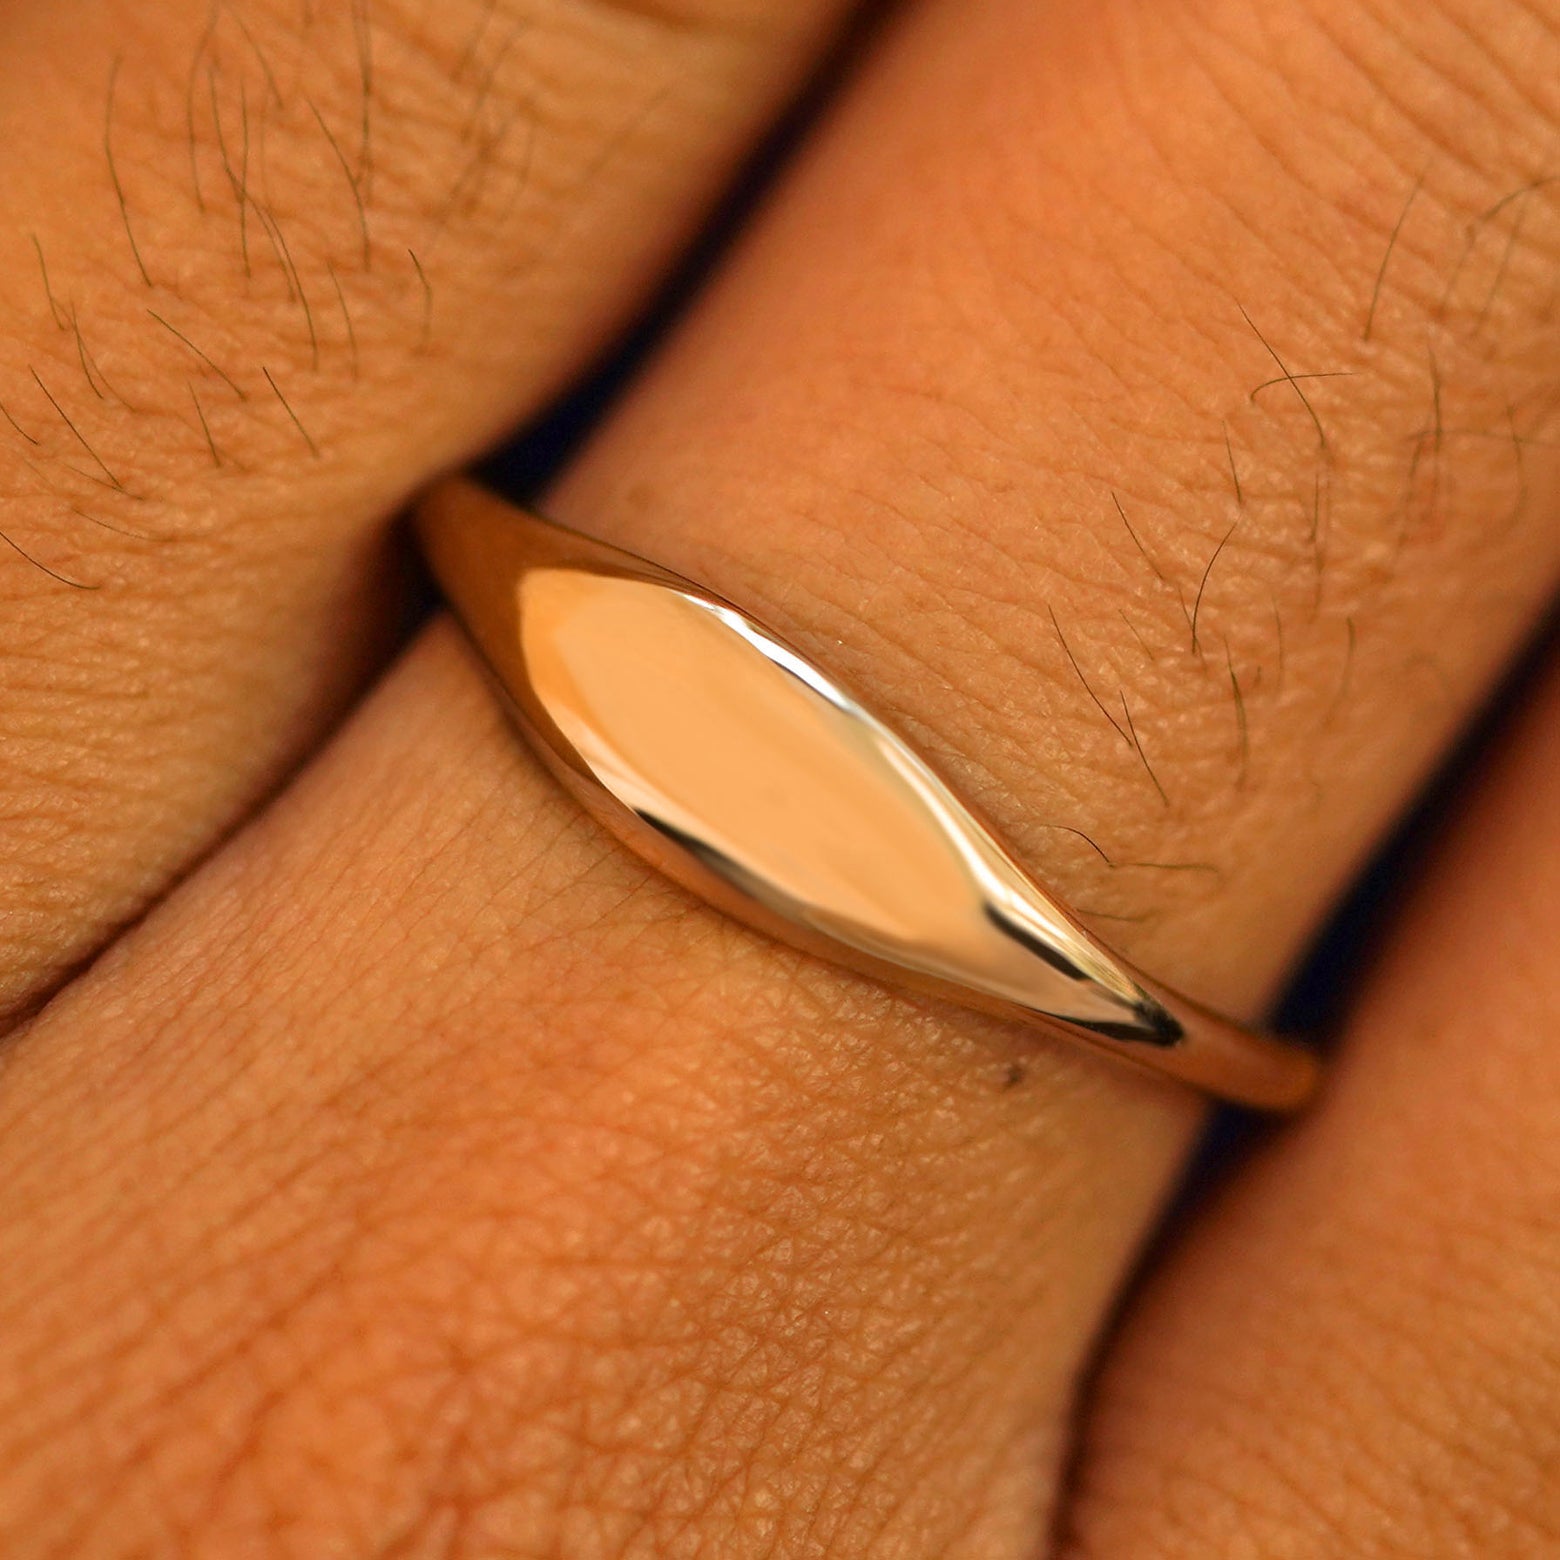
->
[418,485,1320,1110]
[516,565,1169,1042]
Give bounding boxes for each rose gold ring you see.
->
[417,480,1320,1111]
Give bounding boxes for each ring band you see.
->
[416,481,1320,1111]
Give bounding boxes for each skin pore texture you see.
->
[0,0,854,1022]
[0,0,1557,1555]
[1062,650,1560,1556]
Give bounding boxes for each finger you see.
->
[0,0,854,1022]
[1060,645,1560,1559]
[2,0,1560,1551]
[554,0,1560,1017]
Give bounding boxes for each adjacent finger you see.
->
[1060,644,1560,1559]
[554,0,1560,1015]
[1,0,1558,1551]
[0,0,854,1022]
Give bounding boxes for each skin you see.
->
[0,0,854,1019]
[0,0,1556,1554]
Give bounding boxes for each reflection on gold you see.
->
[519,567,1141,1029]
[416,481,1321,1110]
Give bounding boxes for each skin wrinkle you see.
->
[1058,700,1560,1558]
[1060,10,1560,755]
[0,611,1148,1547]
[734,546,1174,871]
[0,1,693,551]
[1077,1250,1559,1557]
[977,292,1315,702]
[0,0,852,1027]
[707,411,1228,842]
[1365,0,1560,142]
[45,1123,639,1547]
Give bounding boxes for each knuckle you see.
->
[3,0,776,525]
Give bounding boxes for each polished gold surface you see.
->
[418,481,1319,1111]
